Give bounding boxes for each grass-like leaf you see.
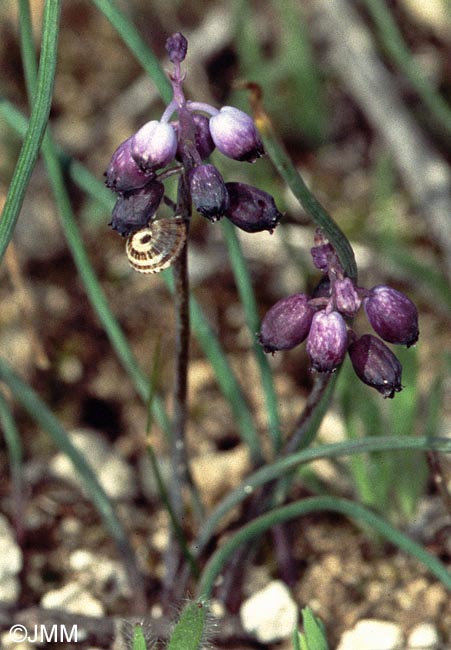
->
[191,435,451,561]
[197,494,451,598]
[0,0,61,265]
[221,219,282,455]
[0,357,144,598]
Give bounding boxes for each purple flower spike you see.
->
[364,285,419,347]
[190,164,229,221]
[209,107,264,162]
[105,137,154,193]
[333,278,361,318]
[306,310,348,373]
[225,182,282,233]
[348,334,402,398]
[109,180,164,237]
[131,120,177,172]
[166,32,188,63]
[258,293,315,353]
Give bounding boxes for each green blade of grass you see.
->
[0,389,24,535]
[0,357,144,601]
[255,104,357,280]
[221,219,281,455]
[90,0,172,104]
[197,494,451,598]
[0,0,61,265]
[191,434,451,561]
[361,0,451,138]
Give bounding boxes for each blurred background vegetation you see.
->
[1,0,451,646]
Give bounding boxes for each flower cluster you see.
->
[105,32,282,244]
[258,230,419,398]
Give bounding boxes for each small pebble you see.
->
[337,619,403,650]
[41,582,104,617]
[50,429,136,500]
[407,622,440,649]
[240,580,298,643]
[0,515,23,604]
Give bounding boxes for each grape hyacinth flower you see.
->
[258,229,419,397]
[104,31,281,256]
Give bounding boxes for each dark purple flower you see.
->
[333,278,361,318]
[173,113,215,161]
[306,310,348,373]
[225,183,282,233]
[109,180,164,237]
[105,137,154,193]
[166,32,188,63]
[209,107,264,162]
[131,120,177,172]
[348,334,402,398]
[190,164,229,221]
[258,293,315,353]
[364,285,419,347]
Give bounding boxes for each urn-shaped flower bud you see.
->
[131,120,177,172]
[105,137,153,193]
[306,310,348,373]
[109,180,164,237]
[166,32,188,63]
[209,107,264,162]
[364,285,419,347]
[174,114,215,161]
[258,293,315,353]
[333,278,362,318]
[190,164,229,222]
[348,334,402,398]
[310,243,334,272]
[224,183,282,233]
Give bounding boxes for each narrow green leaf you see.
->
[167,601,207,650]
[221,219,281,455]
[197,495,451,598]
[0,0,61,264]
[191,434,451,562]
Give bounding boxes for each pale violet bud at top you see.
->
[258,293,315,353]
[333,278,362,318]
[109,180,164,237]
[348,334,402,398]
[190,164,229,222]
[173,113,215,161]
[225,183,282,233]
[105,136,153,193]
[166,32,187,63]
[306,310,348,373]
[310,243,334,272]
[364,285,419,347]
[131,120,177,172]
[209,107,264,162]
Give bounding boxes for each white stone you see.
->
[0,515,23,604]
[239,580,298,643]
[41,582,105,617]
[407,623,440,649]
[337,619,403,650]
[69,549,130,597]
[50,429,136,500]
[1,630,34,650]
